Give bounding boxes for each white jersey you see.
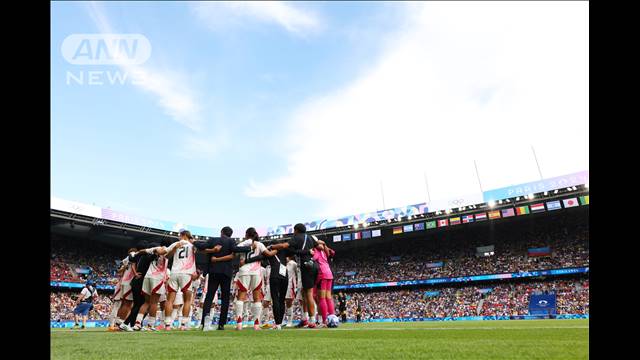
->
[286,260,299,287]
[168,240,197,275]
[145,252,169,281]
[236,240,267,276]
[120,256,136,285]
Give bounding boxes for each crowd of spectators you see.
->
[343,279,589,320]
[333,215,588,285]
[51,236,122,286]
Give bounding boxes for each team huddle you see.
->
[72,223,339,331]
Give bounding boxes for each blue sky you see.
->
[51,1,588,232]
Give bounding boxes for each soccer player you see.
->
[233,228,270,330]
[162,230,198,330]
[107,257,130,331]
[312,242,336,327]
[260,263,273,329]
[132,244,171,331]
[73,281,98,329]
[284,256,301,327]
[115,249,138,331]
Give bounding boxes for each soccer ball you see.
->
[327,314,340,328]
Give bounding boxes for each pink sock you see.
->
[327,296,335,316]
[318,298,328,324]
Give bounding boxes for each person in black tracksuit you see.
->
[243,247,289,329]
[269,223,322,328]
[125,241,156,327]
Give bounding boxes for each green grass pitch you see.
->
[51,319,588,359]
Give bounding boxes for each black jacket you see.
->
[194,236,250,277]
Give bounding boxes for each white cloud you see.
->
[190,1,322,36]
[246,2,588,218]
[87,2,204,131]
[85,1,224,156]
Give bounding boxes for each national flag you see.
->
[426,221,437,229]
[475,213,487,221]
[530,203,545,212]
[516,206,530,215]
[546,200,561,211]
[563,197,579,208]
[414,222,425,231]
[342,233,352,241]
[353,232,362,240]
[438,219,448,227]
[462,215,474,223]
[501,208,515,217]
[393,226,403,235]
[403,224,414,232]
[488,210,501,219]
[333,235,341,242]
[449,217,461,225]
[372,229,382,237]
[362,230,372,239]
[579,195,589,205]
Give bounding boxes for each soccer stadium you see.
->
[51,2,588,359]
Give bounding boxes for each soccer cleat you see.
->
[179,325,188,331]
[236,317,243,331]
[217,325,224,331]
[286,322,294,328]
[156,324,165,331]
[203,324,213,332]
[119,323,134,332]
[306,322,316,329]
[253,324,261,331]
[317,323,327,328]
[261,323,272,329]
[272,324,282,330]
[81,325,85,329]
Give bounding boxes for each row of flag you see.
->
[334,228,383,242]
[392,196,589,235]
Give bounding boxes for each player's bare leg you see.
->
[181,290,193,330]
[163,291,177,330]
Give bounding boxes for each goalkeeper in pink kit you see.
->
[312,242,336,327]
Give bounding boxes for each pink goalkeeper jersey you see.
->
[312,249,333,280]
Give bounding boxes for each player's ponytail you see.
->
[245,227,260,242]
